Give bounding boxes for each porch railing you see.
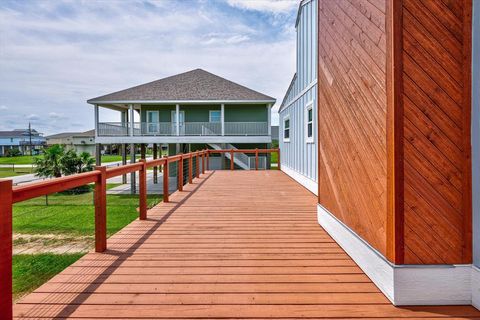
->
[0,148,280,319]
[97,122,268,137]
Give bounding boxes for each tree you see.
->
[34,145,96,194]
[34,146,95,177]
[33,144,64,178]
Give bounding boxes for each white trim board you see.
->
[473,266,480,309]
[317,204,477,306]
[278,80,317,113]
[281,165,317,195]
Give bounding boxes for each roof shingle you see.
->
[88,69,275,103]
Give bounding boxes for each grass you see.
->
[271,152,278,164]
[0,167,34,178]
[13,184,162,236]
[13,253,84,300]
[101,154,122,163]
[0,155,37,165]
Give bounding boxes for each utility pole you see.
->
[28,122,33,156]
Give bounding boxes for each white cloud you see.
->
[49,112,67,120]
[226,0,298,13]
[0,105,7,110]
[26,114,40,120]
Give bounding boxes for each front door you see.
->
[171,111,185,135]
[147,111,159,134]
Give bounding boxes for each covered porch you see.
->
[12,170,480,319]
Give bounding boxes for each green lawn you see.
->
[13,185,162,236]
[0,167,34,178]
[271,152,278,164]
[0,155,37,165]
[13,253,83,300]
[101,154,122,163]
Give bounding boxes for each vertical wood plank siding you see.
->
[401,0,472,264]
[279,0,318,186]
[317,0,389,256]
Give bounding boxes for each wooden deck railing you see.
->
[0,148,279,319]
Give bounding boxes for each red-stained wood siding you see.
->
[317,0,472,265]
[317,0,389,257]
[401,0,472,264]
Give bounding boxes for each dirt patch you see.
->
[13,234,94,254]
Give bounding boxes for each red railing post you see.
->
[0,179,13,320]
[139,159,147,220]
[255,148,259,170]
[201,150,205,174]
[178,155,183,192]
[94,166,107,252]
[188,155,193,184]
[163,156,169,203]
[230,149,234,170]
[206,150,210,171]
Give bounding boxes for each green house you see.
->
[87,69,276,170]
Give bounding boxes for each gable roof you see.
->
[88,69,275,104]
[279,73,297,112]
[0,129,41,138]
[46,130,95,139]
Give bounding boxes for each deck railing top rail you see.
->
[0,148,280,319]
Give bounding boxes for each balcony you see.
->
[97,122,269,137]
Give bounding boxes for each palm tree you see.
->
[34,144,64,178]
[34,145,95,178]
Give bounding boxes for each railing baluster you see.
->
[0,179,13,320]
[201,151,205,174]
[94,166,107,252]
[178,155,183,191]
[189,155,193,184]
[230,149,234,170]
[255,148,259,170]
[196,152,200,178]
[163,156,169,203]
[139,160,147,220]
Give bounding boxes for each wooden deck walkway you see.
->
[14,170,480,319]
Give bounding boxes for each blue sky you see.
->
[0,0,298,135]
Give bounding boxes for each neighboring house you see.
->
[45,130,96,155]
[0,129,46,156]
[87,68,275,170]
[285,0,478,309]
[278,0,318,195]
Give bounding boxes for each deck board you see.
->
[13,170,480,319]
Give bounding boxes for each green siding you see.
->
[140,105,175,122]
[224,104,267,122]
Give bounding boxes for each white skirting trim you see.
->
[473,266,480,309]
[281,165,317,195]
[317,204,477,307]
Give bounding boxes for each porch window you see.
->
[305,101,313,143]
[283,117,290,142]
[209,110,221,123]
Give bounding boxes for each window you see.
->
[305,102,314,143]
[209,110,221,123]
[283,117,290,142]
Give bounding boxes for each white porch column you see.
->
[94,104,99,138]
[221,104,225,136]
[176,104,180,136]
[129,104,134,137]
[267,103,272,136]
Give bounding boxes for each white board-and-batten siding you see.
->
[279,0,318,195]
